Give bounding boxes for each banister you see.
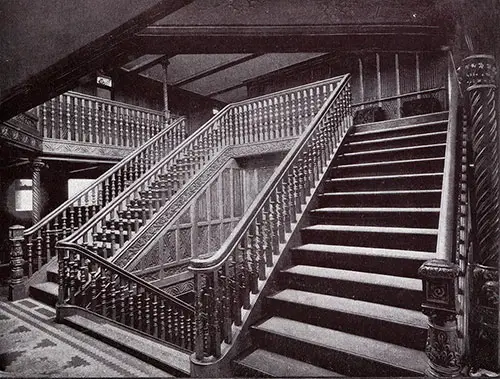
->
[63,91,166,117]
[435,55,460,260]
[57,240,194,312]
[190,74,351,272]
[58,75,342,254]
[23,117,186,238]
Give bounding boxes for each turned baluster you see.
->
[152,295,159,338]
[26,236,33,277]
[68,259,78,305]
[118,212,125,247]
[281,179,292,233]
[103,178,111,205]
[109,273,117,320]
[166,305,173,342]
[35,231,43,272]
[128,284,135,327]
[136,291,143,331]
[238,107,245,144]
[268,197,280,254]
[292,165,302,213]
[254,215,266,280]
[179,311,186,348]
[57,95,64,139]
[159,300,166,340]
[230,252,242,326]
[272,97,279,139]
[44,229,52,263]
[120,283,127,324]
[41,102,48,138]
[146,190,154,219]
[261,207,273,267]
[256,100,264,142]
[220,262,232,344]
[209,273,221,357]
[140,111,146,145]
[238,242,251,310]
[275,187,286,243]
[297,159,306,202]
[65,95,72,140]
[247,228,259,294]
[144,293,151,334]
[110,174,116,200]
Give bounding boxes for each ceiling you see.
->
[0,0,449,120]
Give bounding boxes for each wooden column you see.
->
[459,54,499,372]
[31,158,45,224]
[161,58,171,121]
[9,225,26,301]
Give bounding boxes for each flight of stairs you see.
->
[233,111,448,377]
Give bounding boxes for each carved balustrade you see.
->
[188,74,351,361]
[57,76,343,264]
[57,242,194,351]
[36,91,168,148]
[9,118,186,298]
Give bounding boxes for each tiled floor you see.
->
[0,299,172,377]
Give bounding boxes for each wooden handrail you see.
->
[435,56,460,260]
[191,74,350,272]
[24,117,185,238]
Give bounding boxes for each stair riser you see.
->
[353,113,448,133]
[331,159,444,177]
[338,145,445,165]
[29,286,58,307]
[317,193,441,208]
[343,133,447,153]
[47,270,59,284]
[278,273,423,311]
[290,250,428,278]
[266,298,427,350]
[251,327,423,377]
[324,176,443,191]
[309,211,439,228]
[301,229,437,251]
[349,124,447,142]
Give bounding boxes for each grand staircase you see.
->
[233,111,449,377]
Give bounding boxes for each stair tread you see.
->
[320,189,441,195]
[342,142,445,157]
[352,119,448,137]
[347,131,447,147]
[65,314,190,375]
[311,207,439,213]
[335,156,444,169]
[31,281,58,296]
[303,224,438,235]
[283,265,422,290]
[327,172,443,182]
[237,348,342,377]
[293,243,436,259]
[270,289,427,329]
[254,317,426,374]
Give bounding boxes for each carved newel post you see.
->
[459,54,499,371]
[419,259,462,377]
[31,158,45,224]
[9,225,26,301]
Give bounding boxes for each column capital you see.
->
[458,54,497,91]
[31,158,45,171]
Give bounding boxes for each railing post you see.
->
[9,225,26,301]
[459,54,499,372]
[419,259,462,377]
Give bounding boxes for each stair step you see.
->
[339,143,446,164]
[353,111,448,133]
[267,289,427,349]
[345,132,447,156]
[331,157,445,177]
[301,224,437,251]
[350,119,448,141]
[310,206,440,228]
[251,316,427,376]
[279,265,422,310]
[324,172,443,191]
[47,265,59,283]
[291,243,435,277]
[234,348,341,377]
[317,189,442,208]
[29,282,58,307]
[64,313,190,376]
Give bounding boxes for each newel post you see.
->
[419,259,462,377]
[9,225,26,301]
[459,54,499,371]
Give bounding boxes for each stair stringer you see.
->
[112,137,298,271]
[189,136,349,378]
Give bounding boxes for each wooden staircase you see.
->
[233,111,448,377]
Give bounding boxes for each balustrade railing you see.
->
[57,76,343,264]
[57,243,195,351]
[188,74,351,360]
[18,117,186,279]
[36,91,167,148]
